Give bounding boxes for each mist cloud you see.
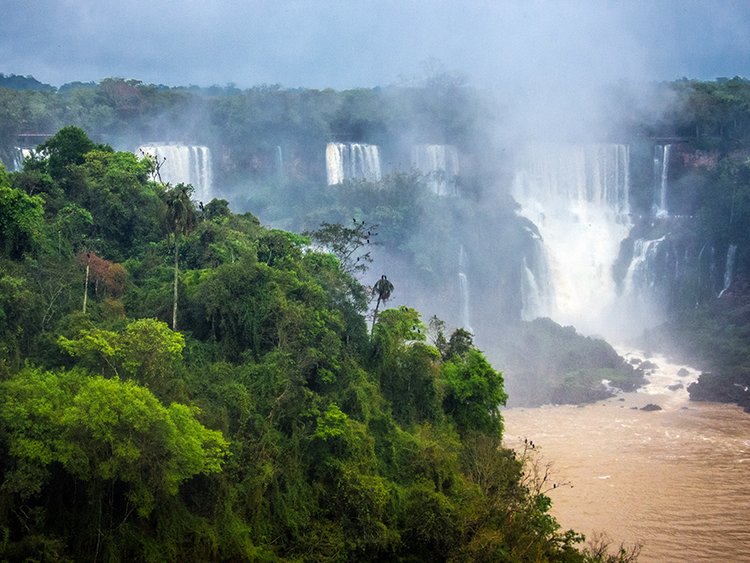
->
[2,0,749,89]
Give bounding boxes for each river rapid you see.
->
[503,349,750,562]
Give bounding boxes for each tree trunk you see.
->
[83,259,90,314]
[371,296,382,334]
[172,232,179,330]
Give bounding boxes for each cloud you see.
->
[1,0,748,88]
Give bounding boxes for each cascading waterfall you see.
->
[412,144,460,196]
[137,144,214,202]
[654,144,671,217]
[326,143,344,185]
[520,230,555,321]
[10,147,34,171]
[10,147,24,171]
[623,237,665,294]
[512,143,632,335]
[325,143,381,185]
[276,145,284,183]
[458,245,473,332]
[719,244,738,297]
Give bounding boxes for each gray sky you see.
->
[2,0,749,89]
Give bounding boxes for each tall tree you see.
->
[163,183,197,330]
[0,175,45,259]
[371,274,394,332]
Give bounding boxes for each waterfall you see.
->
[10,147,24,171]
[276,145,284,183]
[654,144,671,217]
[326,143,344,185]
[137,144,214,203]
[412,144,460,196]
[719,244,738,297]
[623,237,665,294]
[512,143,632,335]
[9,147,34,171]
[520,233,555,320]
[325,143,381,185]
[458,245,473,332]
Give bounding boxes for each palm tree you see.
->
[163,184,197,330]
[371,274,394,333]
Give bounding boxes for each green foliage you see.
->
[39,125,106,179]
[0,367,228,512]
[373,306,425,345]
[0,115,630,561]
[52,203,93,255]
[442,348,507,436]
[57,318,185,399]
[202,197,232,221]
[0,273,44,372]
[0,183,45,258]
[81,149,162,258]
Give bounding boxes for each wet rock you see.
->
[667,383,684,391]
[641,403,663,412]
[677,368,690,377]
[641,360,658,371]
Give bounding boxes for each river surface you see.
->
[503,349,750,562]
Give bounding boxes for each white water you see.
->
[504,349,750,561]
[622,237,664,294]
[719,243,738,297]
[138,144,214,202]
[412,144,459,196]
[9,147,35,171]
[10,147,24,171]
[520,232,554,321]
[654,144,671,217]
[276,145,284,183]
[512,143,632,336]
[458,245,473,332]
[325,143,382,185]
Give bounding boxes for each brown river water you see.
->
[502,348,750,562]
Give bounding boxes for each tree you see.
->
[57,318,185,398]
[306,219,378,275]
[38,125,107,180]
[81,149,162,260]
[442,343,507,436]
[52,203,92,256]
[0,175,45,259]
[202,198,231,221]
[163,183,197,330]
[0,367,228,559]
[371,274,394,332]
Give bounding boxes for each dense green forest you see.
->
[0,126,648,561]
[3,72,750,410]
[4,69,750,560]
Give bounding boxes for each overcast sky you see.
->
[2,0,749,90]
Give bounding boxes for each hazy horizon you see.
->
[2,0,749,90]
